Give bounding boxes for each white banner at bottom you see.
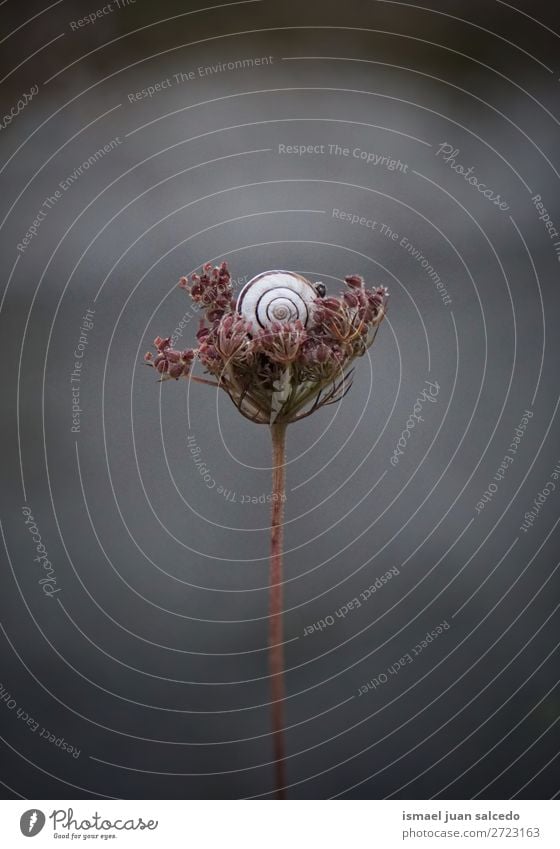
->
[1,799,558,848]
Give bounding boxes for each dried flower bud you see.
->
[345,274,364,289]
[154,336,171,351]
[343,291,360,308]
[180,262,233,320]
[145,337,195,380]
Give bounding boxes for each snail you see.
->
[237,270,325,329]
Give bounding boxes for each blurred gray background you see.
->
[1,0,559,799]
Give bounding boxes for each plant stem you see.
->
[269,421,288,799]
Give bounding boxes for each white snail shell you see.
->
[237,270,319,329]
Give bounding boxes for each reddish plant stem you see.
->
[269,421,288,799]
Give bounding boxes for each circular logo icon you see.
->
[20,810,46,837]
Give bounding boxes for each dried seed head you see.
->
[253,320,306,364]
[144,337,195,380]
[145,261,388,423]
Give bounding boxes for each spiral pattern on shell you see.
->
[236,270,319,329]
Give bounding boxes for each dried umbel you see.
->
[144,336,194,379]
[145,262,388,425]
[144,260,389,799]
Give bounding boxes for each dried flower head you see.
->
[145,263,388,424]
